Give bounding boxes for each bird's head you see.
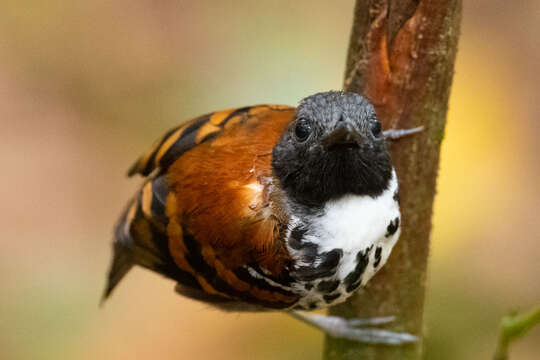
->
[272,91,393,206]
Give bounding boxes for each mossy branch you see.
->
[324,1,462,359]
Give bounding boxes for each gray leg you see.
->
[288,311,417,345]
[383,126,424,140]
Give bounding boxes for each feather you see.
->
[104,105,300,308]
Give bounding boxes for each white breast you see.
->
[287,170,401,309]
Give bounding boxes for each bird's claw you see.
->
[383,126,425,140]
[290,312,417,345]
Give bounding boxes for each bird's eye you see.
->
[294,119,312,142]
[370,121,382,137]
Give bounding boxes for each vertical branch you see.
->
[325,1,462,359]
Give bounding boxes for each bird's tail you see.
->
[101,181,177,305]
[100,197,139,305]
[101,240,134,305]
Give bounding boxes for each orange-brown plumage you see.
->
[104,104,300,308]
[166,106,294,274]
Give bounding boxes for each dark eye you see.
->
[294,119,312,142]
[370,121,382,137]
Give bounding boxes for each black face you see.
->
[272,91,392,206]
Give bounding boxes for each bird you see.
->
[102,91,422,343]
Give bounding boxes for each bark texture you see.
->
[324,1,462,359]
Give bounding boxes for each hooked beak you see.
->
[322,124,364,151]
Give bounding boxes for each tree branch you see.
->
[325,1,462,359]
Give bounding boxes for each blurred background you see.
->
[1,1,539,359]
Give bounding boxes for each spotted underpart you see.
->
[373,247,383,268]
[293,249,343,281]
[344,247,372,292]
[386,217,400,238]
[287,170,402,310]
[393,189,400,204]
[317,279,340,293]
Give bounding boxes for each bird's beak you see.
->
[322,124,363,151]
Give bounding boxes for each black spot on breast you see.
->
[373,247,382,268]
[322,249,342,268]
[308,302,319,310]
[288,226,308,250]
[346,281,362,293]
[304,283,314,291]
[294,249,343,282]
[317,279,340,293]
[385,217,400,237]
[343,246,372,289]
[393,189,400,204]
[323,292,341,303]
[288,226,319,263]
[300,244,319,263]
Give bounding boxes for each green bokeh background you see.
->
[1,1,539,359]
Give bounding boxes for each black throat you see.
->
[272,149,393,207]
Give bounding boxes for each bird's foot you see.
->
[383,126,424,140]
[289,311,417,345]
